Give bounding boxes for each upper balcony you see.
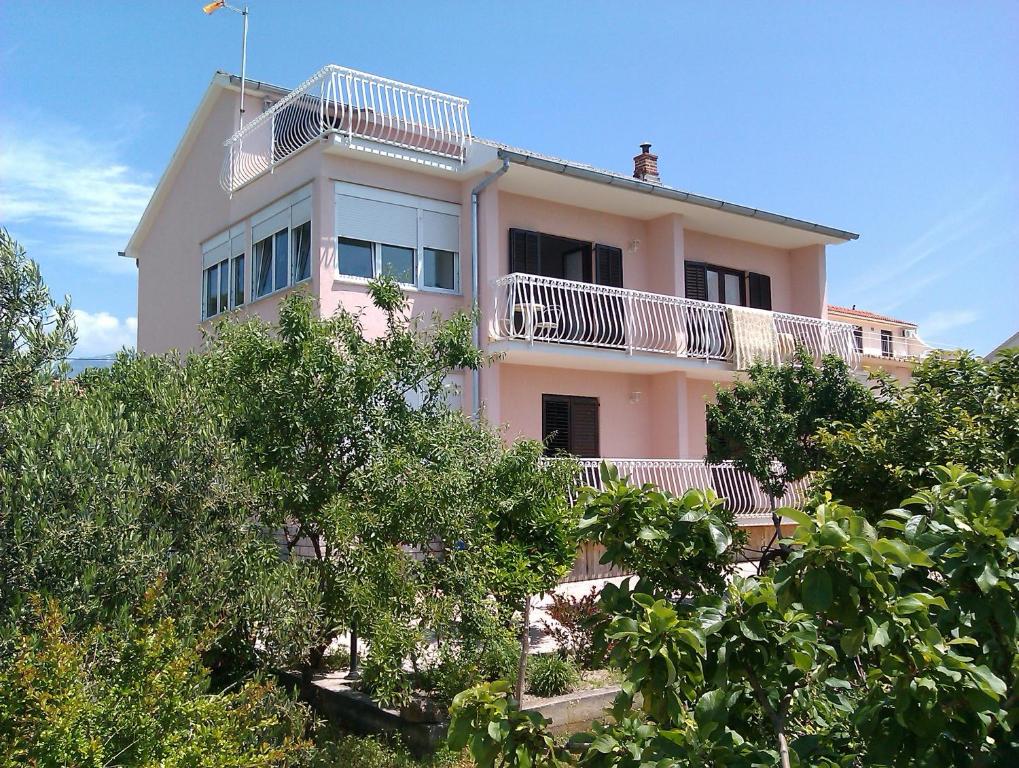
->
[490,273,861,372]
[856,329,933,363]
[220,65,472,193]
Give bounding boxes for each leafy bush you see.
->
[539,587,607,670]
[819,350,1019,514]
[526,654,580,698]
[0,596,312,767]
[309,732,472,768]
[578,463,746,603]
[451,466,1019,767]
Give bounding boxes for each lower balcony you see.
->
[490,273,861,372]
[573,458,807,526]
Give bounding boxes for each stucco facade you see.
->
[128,68,891,531]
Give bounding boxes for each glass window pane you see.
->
[723,273,742,306]
[338,237,373,278]
[254,238,273,298]
[233,255,245,307]
[706,269,720,303]
[205,264,218,317]
[274,229,289,291]
[292,221,311,283]
[218,259,229,312]
[380,243,414,284]
[423,248,457,290]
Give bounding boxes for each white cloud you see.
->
[0,122,153,274]
[919,309,978,344]
[72,309,137,357]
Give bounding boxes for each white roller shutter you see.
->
[336,195,417,248]
[422,210,459,252]
[252,210,290,244]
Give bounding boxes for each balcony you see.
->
[856,330,933,363]
[220,65,472,193]
[574,458,807,525]
[490,273,861,371]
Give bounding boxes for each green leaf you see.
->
[707,522,732,554]
[801,568,833,612]
[778,507,814,527]
[516,744,532,768]
[818,522,850,547]
[975,562,999,594]
[695,688,728,734]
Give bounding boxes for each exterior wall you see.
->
[498,363,721,460]
[498,363,656,458]
[136,88,324,354]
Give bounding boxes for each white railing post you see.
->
[625,293,634,355]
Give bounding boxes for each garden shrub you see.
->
[526,654,580,698]
[539,586,607,670]
[0,595,312,767]
[309,732,472,768]
[578,463,746,604]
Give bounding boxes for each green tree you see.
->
[706,348,874,502]
[0,228,75,411]
[0,352,284,668]
[450,466,1019,768]
[202,282,577,702]
[819,350,1019,514]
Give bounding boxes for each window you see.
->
[335,182,461,292]
[881,329,893,358]
[338,237,373,279]
[424,248,457,291]
[249,185,313,301]
[542,394,600,458]
[232,254,245,307]
[684,261,770,308]
[292,221,311,283]
[853,325,863,352]
[201,223,247,319]
[380,243,415,283]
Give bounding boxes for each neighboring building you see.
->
[126,65,870,545]
[827,305,933,383]
[986,331,1019,361]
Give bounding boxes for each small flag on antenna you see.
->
[203,1,226,14]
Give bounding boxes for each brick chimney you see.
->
[633,142,660,183]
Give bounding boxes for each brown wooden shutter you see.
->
[684,262,708,301]
[569,397,600,458]
[542,395,571,455]
[595,244,624,287]
[748,272,772,310]
[509,229,540,275]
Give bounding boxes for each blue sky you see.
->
[1,1,1016,356]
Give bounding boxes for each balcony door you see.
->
[684,261,771,357]
[509,229,623,347]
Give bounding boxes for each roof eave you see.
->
[496,148,860,245]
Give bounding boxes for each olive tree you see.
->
[0,228,75,411]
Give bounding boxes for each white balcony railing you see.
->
[856,330,933,362]
[491,273,861,369]
[574,458,808,523]
[220,65,472,193]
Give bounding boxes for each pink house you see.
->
[125,65,911,542]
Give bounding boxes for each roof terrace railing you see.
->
[220,65,472,193]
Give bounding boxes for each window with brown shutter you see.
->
[595,244,623,287]
[748,272,772,310]
[542,394,600,458]
[684,262,708,301]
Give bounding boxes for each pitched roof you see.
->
[828,305,917,327]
